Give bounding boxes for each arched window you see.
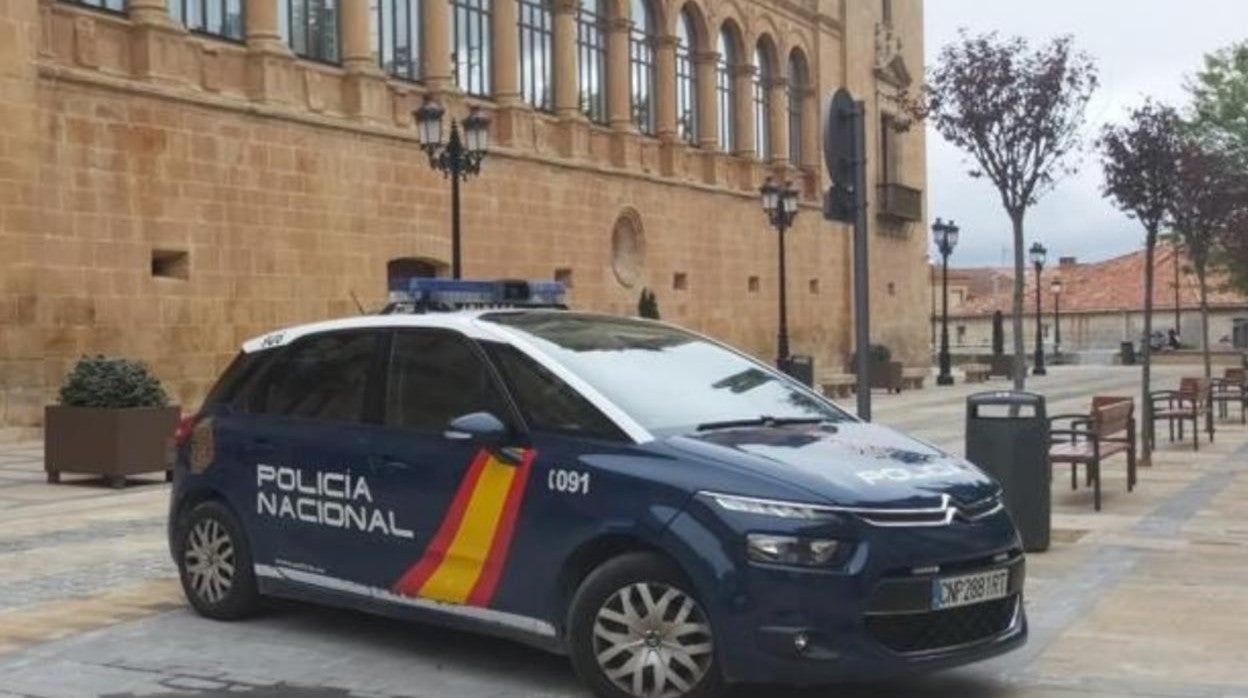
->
[376,0,422,80]
[452,0,491,96]
[715,27,736,152]
[787,49,808,165]
[577,0,607,122]
[752,44,772,161]
[629,0,656,134]
[518,0,553,110]
[674,8,698,145]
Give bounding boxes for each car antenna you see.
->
[349,290,366,315]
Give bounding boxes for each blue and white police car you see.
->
[169,278,1026,698]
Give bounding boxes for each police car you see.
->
[169,278,1026,698]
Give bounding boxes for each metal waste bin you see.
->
[966,391,1050,552]
[779,354,814,388]
[1120,341,1136,366]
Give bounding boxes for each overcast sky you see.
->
[924,0,1248,267]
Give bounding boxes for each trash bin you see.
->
[1120,341,1136,366]
[965,391,1050,552]
[779,354,814,388]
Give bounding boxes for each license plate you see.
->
[931,568,1010,610]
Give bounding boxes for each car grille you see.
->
[865,595,1018,654]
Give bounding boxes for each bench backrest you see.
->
[1092,395,1132,412]
[1092,399,1133,437]
[1226,367,1246,385]
[1179,377,1211,403]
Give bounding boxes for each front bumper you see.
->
[660,505,1029,685]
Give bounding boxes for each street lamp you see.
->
[760,178,800,366]
[414,97,491,279]
[1051,277,1063,359]
[932,218,960,386]
[1030,241,1048,376]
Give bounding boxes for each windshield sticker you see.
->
[256,464,414,539]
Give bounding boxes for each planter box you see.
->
[44,405,180,488]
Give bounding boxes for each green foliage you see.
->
[1188,40,1248,166]
[58,355,169,409]
[637,288,661,320]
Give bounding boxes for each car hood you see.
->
[665,421,998,508]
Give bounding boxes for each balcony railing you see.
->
[877,182,922,222]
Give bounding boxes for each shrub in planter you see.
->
[45,356,180,488]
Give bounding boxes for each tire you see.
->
[175,500,260,620]
[567,552,723,698]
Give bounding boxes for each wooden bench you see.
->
[1049,396,1137,511]
[820,373,855,399]
[901,367,928,390]
[1150,377,1214,451]
[1211,367,1246,425]
[963,363,991,383]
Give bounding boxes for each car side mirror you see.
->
[444,412,510,449]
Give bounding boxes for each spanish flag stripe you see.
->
[393,449,491,595]
[466,450,536,606]
[415,457,517,603]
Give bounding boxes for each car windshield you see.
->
[481,313,849,436]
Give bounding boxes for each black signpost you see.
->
[823,89,871,421]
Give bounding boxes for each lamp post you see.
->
[760,178,800,366]
[1051,277,1063,359]
[932,218,959,386]
[414,98,491,279]
[1030,242,1048,376]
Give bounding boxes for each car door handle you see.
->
[370,456,410,471]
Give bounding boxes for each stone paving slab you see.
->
[0,366,1245,698]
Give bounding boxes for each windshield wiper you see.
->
[695,416,829,432]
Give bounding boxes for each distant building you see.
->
[930,245,1248,354]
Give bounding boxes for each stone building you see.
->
[0,0,928,439]
[932,245,1248,356]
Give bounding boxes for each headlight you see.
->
[746,534,842,567]
[704,492,837,520]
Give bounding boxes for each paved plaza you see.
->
[0,365,1245,698]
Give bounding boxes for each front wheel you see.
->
[567,552,722,698]
[175,500,260,620]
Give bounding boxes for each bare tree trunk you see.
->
[1198,268,1212,379]
[1010,211,1027,390]
[1140,229,1157,466]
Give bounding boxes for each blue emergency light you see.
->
[384,278,567,313]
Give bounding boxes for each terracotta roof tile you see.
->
[951,243,1248,316]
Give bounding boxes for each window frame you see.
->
[517,0,553,111]
[715,29,735,153]
[577,0,608,124]
[674,11,698,145]
[627,0,656,134]
[382,328,525,435]
[752,45,771,161]
[282,0,344,64]
[787,51,807,166]
[241,330,388,425]
[452,0,493,97]
[57,0,127,15]
[376,0,423,81]
[168,0,245,41]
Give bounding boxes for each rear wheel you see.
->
[175,500,260,620]
[567,552,722,698]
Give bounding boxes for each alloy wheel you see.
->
[184,518,236,604]
[592,581,713,698]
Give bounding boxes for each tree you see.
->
[1098,100,1182,466]
[1188,41,1248,166]
[910,32,1098,389]
[1168,141,1246,378]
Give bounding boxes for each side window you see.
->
[255,332,380,423]
[387,331,509,431]
[484,343,626,442]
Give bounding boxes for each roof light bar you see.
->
[384,278,567,313]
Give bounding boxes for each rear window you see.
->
[202,351,267,407]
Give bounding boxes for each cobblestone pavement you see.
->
[2,365,1246,698]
